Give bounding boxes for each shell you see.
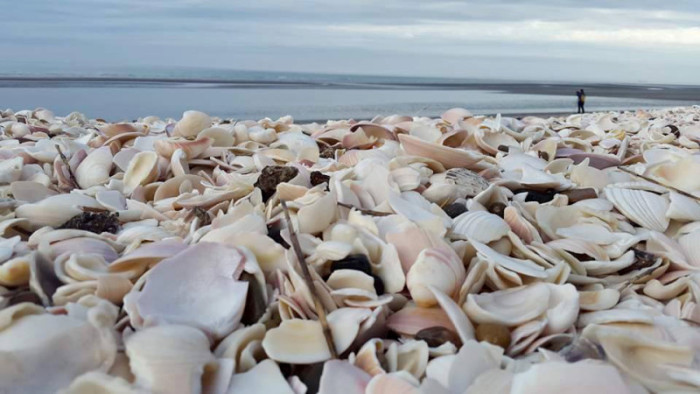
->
[227,359,294,394]
[123,243,249,340]
[666,191,700,222]
[604,187,669,232]
[125,325,215,393]
[123,151,159,194]
[15,193,103,229]
[75,146,113,189]
[0,156,23,184]
[464,283,550,326]
[154,137,213,159]
[173,110,211,137]
[451,211,510,243]
[262,319,332,364]
[198,127,235,147]
[510,361,629,394]
[406,247,465,307]
[399,134,487,170]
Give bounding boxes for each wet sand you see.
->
[1,77,699,101]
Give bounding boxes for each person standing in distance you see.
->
[576,89,586,114]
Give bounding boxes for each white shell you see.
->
[173,110,211,137]
[604,187,669,232]
[123,151,159,194]
[451,211,510,243]
[666,191,700,222]
[262,319,332,364]
[125,325,215,393]
[464,283,550,326]
[75,146,113,189]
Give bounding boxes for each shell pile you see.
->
[2,106,700,393]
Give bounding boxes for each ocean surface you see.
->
[1,70,698,122]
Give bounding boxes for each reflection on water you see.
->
[1,85,694,121]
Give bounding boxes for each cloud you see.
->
[2,0,700,84]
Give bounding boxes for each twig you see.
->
[280,200,337,359]
[618,166,699,201]
[55,145,79,187]
[337,202,392,216]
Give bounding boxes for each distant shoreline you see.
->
[2,77,700,101]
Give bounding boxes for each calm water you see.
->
[1,70,696,121]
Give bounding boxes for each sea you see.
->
[1,69,698,122]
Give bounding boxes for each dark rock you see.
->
[254,165,299,201]
[310,171,330,188]
[416,326,462,348]
[330,254,372,276]
[319,144,339,159]
[618,248,658,275]
[443,202,468,218]
[514,189,556,204]
[59,211,120,234]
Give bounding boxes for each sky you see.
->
[3,0,700,84]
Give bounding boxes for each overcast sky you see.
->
[3,0,700,84]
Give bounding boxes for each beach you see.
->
[2,105,700,392]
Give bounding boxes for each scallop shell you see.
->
[604,187,669,232]
[450,211,510,243]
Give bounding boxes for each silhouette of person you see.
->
[577,89,586,113]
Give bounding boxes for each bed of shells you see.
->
[1,105,700,393]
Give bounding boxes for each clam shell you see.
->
[399,134,486,170]
[406,247,465,307]
[74,146,113,189]
[15,193,103,229]
[262,319,332,364]
[464,283,550,326]
[125,325,215,393]
[123,242,249,340]
[173,110,211,137]
[123,151,159,194]
[154,137,213,159]
[510,361,629,394]
[227,359,294,394]
[666,191,700,222]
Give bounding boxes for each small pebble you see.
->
[475,323,511,348]
[254,165,299,201]
[310,171,330,187]
[416,326,462,347]
[488,202,507,218]
[443,202,468,218]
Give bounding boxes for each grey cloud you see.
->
[2,0,700,84]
